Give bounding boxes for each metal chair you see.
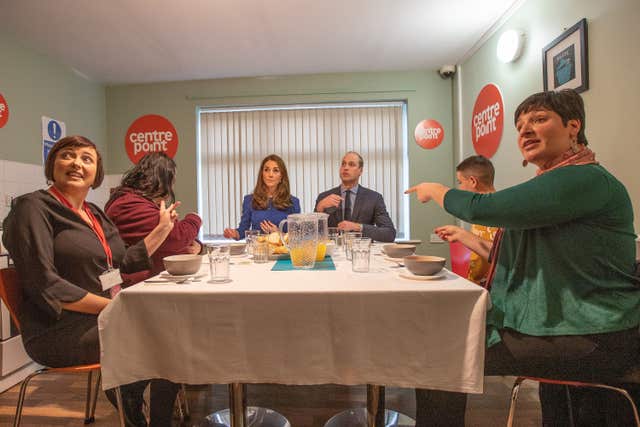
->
[508,263,640,426]
[0,267,101,427]
[176,383,191,421]
[507,373,640,427]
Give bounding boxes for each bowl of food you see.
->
[403,255,446,276]
[383,244,416,258]
[163,254,202,276]
[229,242,247,256]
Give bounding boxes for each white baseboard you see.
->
[0,361,39,393]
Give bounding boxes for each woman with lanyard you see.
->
[3,135,178,427]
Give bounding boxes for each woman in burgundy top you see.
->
[105,152,202,426]
[105,152,203,284]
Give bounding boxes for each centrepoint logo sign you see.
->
[414,119,444,149]
[471,83,504,158]
[0,93,9,129]
[125,114,178,163]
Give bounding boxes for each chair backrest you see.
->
[449,241,471,278]
[0,268,21,331]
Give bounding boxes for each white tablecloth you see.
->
[98,249,489,393]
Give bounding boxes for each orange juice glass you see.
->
[315,242,327,261]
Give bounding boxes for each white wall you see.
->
[456,0,640,231]
[0,32,107,168]
[0,159,120,224]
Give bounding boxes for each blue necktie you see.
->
[343,190,352,222]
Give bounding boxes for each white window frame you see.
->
[197,101,409,241]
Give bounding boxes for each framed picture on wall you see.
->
[542,18,589,93]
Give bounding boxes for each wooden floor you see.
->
[0,374,541,426]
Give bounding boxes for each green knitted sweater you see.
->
[444,164,640,346]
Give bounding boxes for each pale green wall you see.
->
[0,32,107,166]
[106,71,455,255]
[457,0,640,230]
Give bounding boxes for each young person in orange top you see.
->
[434,155,498,287]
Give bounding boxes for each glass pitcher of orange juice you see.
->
[278,213,319,269]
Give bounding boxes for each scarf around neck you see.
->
[484,145,598,290]
[535,145,598,176]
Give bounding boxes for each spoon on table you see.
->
[384,257,405,267]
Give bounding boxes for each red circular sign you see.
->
[471,83,504,158]
[414,119,444,149]
[125,114,179,163]
[0,93,9,129]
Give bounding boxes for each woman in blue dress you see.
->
[223,154,300,239]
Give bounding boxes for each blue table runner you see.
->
[271,256,336,271]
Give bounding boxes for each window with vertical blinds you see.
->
[197,102,408,240]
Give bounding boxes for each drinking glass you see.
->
[207,244,231,283]
[313,213,329,262]
[244,230,262,256]
[252,240,270,264]
[344,231,363,261]
[351,237,372,272]
[328,227,342,248]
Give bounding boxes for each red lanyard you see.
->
[48,186,113,268]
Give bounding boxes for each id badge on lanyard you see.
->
[99,268,122,291]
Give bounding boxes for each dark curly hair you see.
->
[109,152,176,205]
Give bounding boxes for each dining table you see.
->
[98,243,490,427]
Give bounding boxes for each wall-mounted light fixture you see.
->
[497,29,525,63]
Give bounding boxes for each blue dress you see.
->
[236,194,301,239]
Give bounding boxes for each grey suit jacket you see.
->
[314,185,396,242]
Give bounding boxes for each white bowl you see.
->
[383,244,416,258]
[163,254,202,275]
[403,255,445,276]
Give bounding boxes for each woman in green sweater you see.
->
[406,89,640,426]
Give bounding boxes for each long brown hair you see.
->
[252,154,292,210]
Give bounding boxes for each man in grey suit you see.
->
[314,151,396,242]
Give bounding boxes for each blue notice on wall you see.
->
[43,140,55,163]
[47,120,62,140]
[41,116,66,164]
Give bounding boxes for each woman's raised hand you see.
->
[186,240,202,254]
[144,201,181,256]
[158,200,180,232]
[260,220,278,233]
[223,228,240,240]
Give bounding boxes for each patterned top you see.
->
[467,223,498,287]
